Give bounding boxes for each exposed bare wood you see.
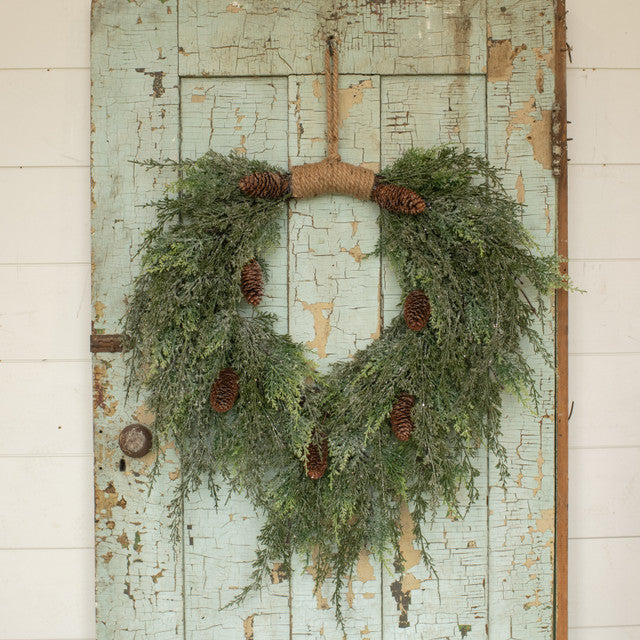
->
[554,1,570,638]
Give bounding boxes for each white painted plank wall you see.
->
[0,2,95,640]
[0,1,638,639]
[566,1,640,638]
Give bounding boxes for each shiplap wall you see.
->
[566,1,640,638]
[0,1,638,639]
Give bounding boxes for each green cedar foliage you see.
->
[123,148,567,627]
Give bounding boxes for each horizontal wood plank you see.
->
[569,627,640,640]
[0,456,94,549]
[569,354,640,448]
[569,537,640,628]
[568,261,640,354]
[178,0,486,77]
[0,0,90,69]
[0,548,95,640]
[566,0,640,69]
[567,69,640,164]
[0,264,90,360]
[0,168,90,264]
[569,447,640,538]
[0,69,90,167]
[568,165,640,260]
[0,361,92,455]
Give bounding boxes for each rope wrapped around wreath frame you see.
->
[238,38,427,216]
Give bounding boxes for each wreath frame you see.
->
[124,145,567,627]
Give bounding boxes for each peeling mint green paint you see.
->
[92,1,558,637]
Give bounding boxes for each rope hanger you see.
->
[239,39,426,215]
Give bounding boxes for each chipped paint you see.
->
[95,481,127,519]
[515,173,525,204]
[95,299,106,322]
[535,67,545,93]
[243,614,255,639]
[93,361,118,416]
[270,563,288,584]
[533,449,545,497]
[535,508,554,534]
[93,0,558,634]
[341,243,365,263]
[338,78,374,127]
[132,402,155,426]
[397,503,421,570]
[312,77,322,99]
[226,1,243,13]
[528,110,553,169]
[389,579,412,628]
[355,550,375,583]
[116,530,129,549]
[487,39,527,82]
[300,301,334,358]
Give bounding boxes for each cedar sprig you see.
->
[123,148,569,630]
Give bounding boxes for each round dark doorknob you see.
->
[119,423,153,458]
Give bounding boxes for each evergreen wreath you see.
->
[124,145,567,625]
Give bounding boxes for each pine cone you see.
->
[390,393,416,441]
[239,171,291,199]
[404,290,431,331]
[241,259,264,306]
[305,431,329,480]
[371,180,426,215]
[209,368,239,413]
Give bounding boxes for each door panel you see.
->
[92,1,559,637]
[178,0,486,76]
[486,2,557,636]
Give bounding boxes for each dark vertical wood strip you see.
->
[554,1,569,639]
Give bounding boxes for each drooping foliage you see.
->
[123,147,566,626]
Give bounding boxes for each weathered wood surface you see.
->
[178,0,486,76]
[92,2,183,638]
[92,1,559,637]
[486,3,557,639]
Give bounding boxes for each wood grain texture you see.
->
[180,76,291,636]
[92,1,561,636]
[380,75,486,323]
[379,76,489,639]
[554,3,569,637]
[92,2,183,638]
[178,0,486,77]
[288,74,381,372]
[486,1,558,638]
[287,72,384,638]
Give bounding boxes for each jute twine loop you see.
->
[325,37,340,163]
[291,159,375,200]
[290,39,376,201]
[238,39,426,214]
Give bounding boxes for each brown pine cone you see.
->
[403,290,431,331]
[305,431,329,480]
[371,180,426,215]
[209,368,239,413]
[240,259,264,306]
[238,171,291,199]
[390,393,416,441]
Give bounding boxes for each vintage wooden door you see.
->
[91,1,565,637]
